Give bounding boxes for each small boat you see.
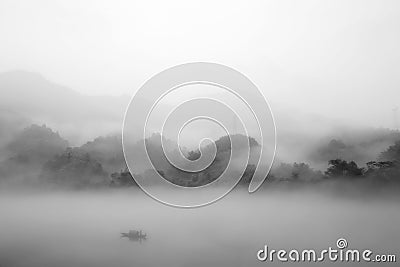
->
[121,230,147,242]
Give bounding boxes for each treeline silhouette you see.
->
[1,124,400,191]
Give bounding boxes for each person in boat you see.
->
[121,230,147,241]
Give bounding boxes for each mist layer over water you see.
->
[0,189,398,267]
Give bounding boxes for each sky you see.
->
[0,0,399,128]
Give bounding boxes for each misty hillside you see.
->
[0,121,263,188]
[79,136,126,173]
[306,127,400,169]
[0,122,399,192]
[2,70,399,166]
[6,124,68,160]
[0,70,129,144]
[0,110,30,158]
[40,147,109,188]
[144,134,260,187]
[1,71,400,191]
[0,124,69,183]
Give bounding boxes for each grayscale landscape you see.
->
[0,69,399,267]
[0,1,399,266]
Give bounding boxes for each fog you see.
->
[1,70,398,170]
[1,1,400,265]
[0,188,398,267]
[1,0,400,129]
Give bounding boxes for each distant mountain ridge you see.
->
[0,70,129,144]
[1,70,400,169]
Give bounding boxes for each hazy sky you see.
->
[0,0,399,128]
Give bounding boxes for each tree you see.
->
[364,161,400,183]
[291,163,323,181]
[110,167,138,187]
[40,148,108,188]
[270,162,323,182]
[379,141,400,162]
[325,159,364,178]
